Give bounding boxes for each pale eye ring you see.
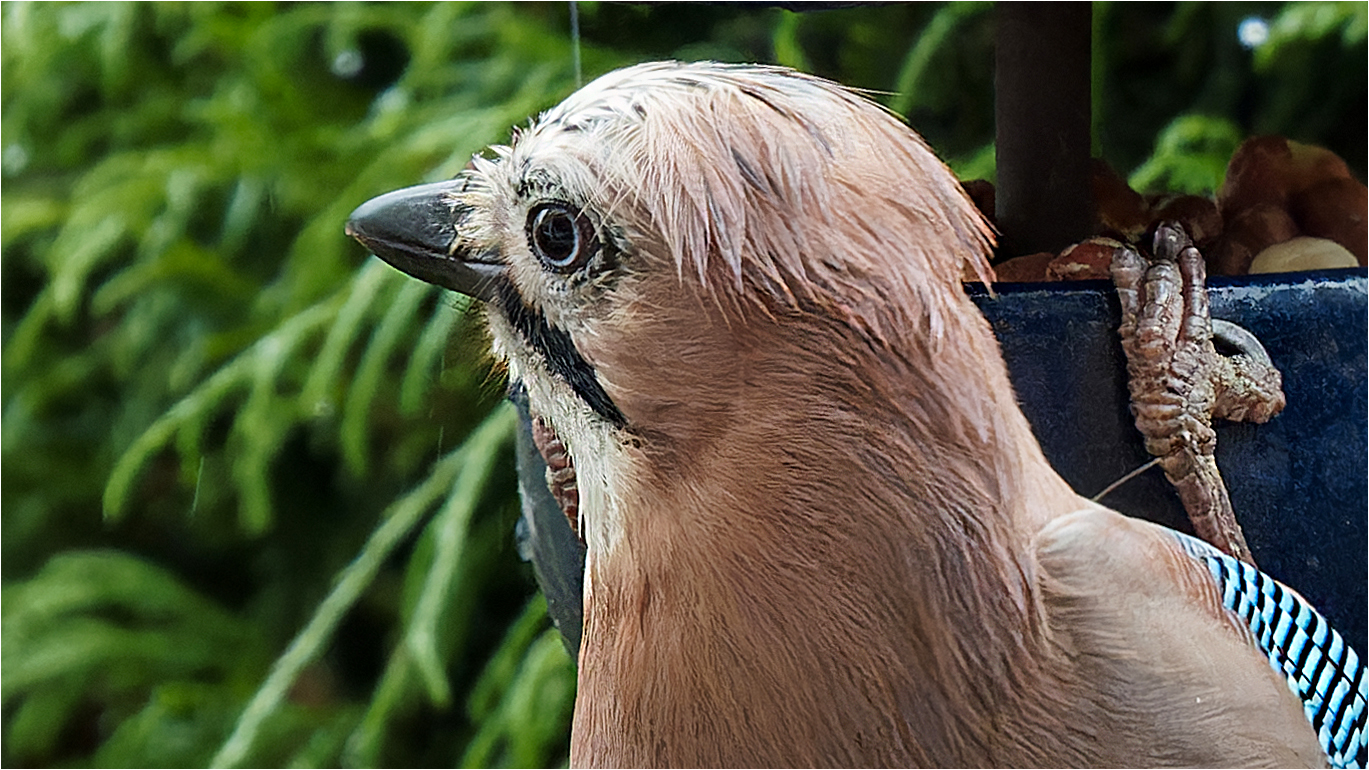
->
[527,203,598,272]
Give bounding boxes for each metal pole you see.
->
[995,2,1094,257]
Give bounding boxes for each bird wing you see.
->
[1034,506,1366,768]
[1171,527,1367,769]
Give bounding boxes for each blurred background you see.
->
[2,2,1365,766]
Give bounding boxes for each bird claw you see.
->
[1109,222,1286,565]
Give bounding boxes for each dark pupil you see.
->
[536,210,578,264]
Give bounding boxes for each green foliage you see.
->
[3,551,264,766]
[1255,2,1368,70]
[1128,114,1244,195]
[2,3,1363,767]
[461,598,577,769]
[1093,2,1366,185]
[4,3,592,765]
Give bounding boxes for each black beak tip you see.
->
[344,181,505,302]
[344,183,455,251]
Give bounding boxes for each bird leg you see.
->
[531,415,582,542]
[1109,222,1286,565]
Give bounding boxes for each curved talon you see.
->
[1211,319,1275,369]
[1151,221,1189,261]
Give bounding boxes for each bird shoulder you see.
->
[1032,506,1330,767]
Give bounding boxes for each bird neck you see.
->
[571,296,1086,766]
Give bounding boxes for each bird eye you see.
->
[527,203,598,272]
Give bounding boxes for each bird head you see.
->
[347,61,998,557]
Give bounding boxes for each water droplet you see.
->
[3,143,30,175]
[332,49,364,78]
[1238,17,1269,50]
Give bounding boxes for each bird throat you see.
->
[494,282,626,428]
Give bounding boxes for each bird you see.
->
[346,61,1365,768]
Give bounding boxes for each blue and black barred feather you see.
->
[1174,532,1367,769]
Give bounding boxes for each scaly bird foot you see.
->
[1109,222,1286,565]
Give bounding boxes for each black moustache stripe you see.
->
[495,283,627,428]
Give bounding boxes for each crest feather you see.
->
[533,61,996,342]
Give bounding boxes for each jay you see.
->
[347,62,1365,767]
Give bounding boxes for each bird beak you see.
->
[345,181,505,301]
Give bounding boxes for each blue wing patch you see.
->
[1174,531,1367,769]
